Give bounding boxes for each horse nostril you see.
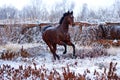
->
[72,23,75,27]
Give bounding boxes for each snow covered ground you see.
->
[0,42,120,79]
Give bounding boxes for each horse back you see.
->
[42,25,52,33]
[42,26,58,43]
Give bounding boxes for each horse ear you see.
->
[71,11,73,15]
[67,11,70,14]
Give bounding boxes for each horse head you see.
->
[65,11,74,26]
[59,11,74,26]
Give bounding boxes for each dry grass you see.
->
[0,62,119,80]
[0,46,30,60]
[0,43,21,52]
[0,43,109,60]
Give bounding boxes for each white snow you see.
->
[0,42,120,79]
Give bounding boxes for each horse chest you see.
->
[58,32,70,41]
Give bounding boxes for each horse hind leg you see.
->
[54,53,60,60]
[42,35,59,60]
[47,43,60,60]
[52,44,60,60]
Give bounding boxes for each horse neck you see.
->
[59,19,69,32]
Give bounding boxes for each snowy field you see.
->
[0,42,120,79]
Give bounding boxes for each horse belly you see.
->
[42,30,57,44]
[59,33,71,43]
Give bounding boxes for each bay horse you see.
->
[42,11,76,60]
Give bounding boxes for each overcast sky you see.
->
[0,0,116,15]
[0,0,115,9]
[0,0,30,10]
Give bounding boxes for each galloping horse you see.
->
[42,11,76,60]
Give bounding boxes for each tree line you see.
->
[0,0,120,23]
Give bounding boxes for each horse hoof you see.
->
[57,57,60,60]
[72,55,77,59]
[53,57,60,60]
[56,55,60,60]
[63,52,66,54]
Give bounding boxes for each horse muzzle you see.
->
[72,23,75,27]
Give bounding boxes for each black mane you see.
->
[59,12,69,24]
[59,16,64,24]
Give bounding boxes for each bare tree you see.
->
[0,6,17,19]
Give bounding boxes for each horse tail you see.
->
[42,25,52,33]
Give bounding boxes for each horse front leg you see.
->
[67,41,76,58]
[58,41,67,54]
